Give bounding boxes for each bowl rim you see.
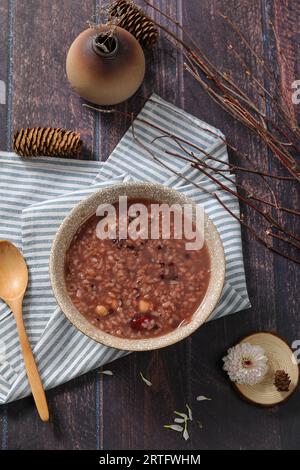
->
[49,182,225,351]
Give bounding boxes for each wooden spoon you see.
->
[0,241,49,421]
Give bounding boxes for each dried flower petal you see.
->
[100,370,114,376]
[196,395,212,401]
[140,372,152,387]
[165,405,196,441]
[174,418,186,424]
[186,404,193,421]
[164,424,184,433]
[183,424,189,441]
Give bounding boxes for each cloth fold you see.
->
[0,94,250,404]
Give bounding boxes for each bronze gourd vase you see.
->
[66,25,146,106]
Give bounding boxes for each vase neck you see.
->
[92,33,119,58]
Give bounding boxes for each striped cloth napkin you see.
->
[0,94,250,404]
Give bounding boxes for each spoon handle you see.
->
[13,306,49,422]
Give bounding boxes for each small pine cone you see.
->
[274,370,291,392]
[109,0,158,48]
[13,127,82,158]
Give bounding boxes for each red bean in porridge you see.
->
[65,200,211,339]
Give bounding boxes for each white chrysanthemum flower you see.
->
[223,342,269,385]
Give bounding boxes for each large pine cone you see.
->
[109,0,158,48]
[13,127,82,158]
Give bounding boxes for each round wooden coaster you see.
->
[234,332,299,407]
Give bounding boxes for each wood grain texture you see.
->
[0,0,299,450]
[4,0,99,450]
[184,0,281,450]
[272,0,300,125]
[264,0,300,450]
[11,0,95,159]
[5,372,98,450]
[0,0,9,449]
[0,0,8,150]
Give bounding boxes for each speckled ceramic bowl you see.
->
[50,182,225,351]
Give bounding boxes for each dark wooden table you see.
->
[0,0,299,450]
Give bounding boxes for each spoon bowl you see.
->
[0,241,28,302]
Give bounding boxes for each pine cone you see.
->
[13,127,82,158]
[109,0,158,48]
[274,370,291,392]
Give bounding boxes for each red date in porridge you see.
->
[65,200,211,339]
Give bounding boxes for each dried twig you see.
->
[129,114,300,264]
[84,94,300,264]
[143,1,300,181]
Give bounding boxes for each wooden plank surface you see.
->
[185,0,280,450]
[11,0,96,158]
[0,0,299,450]
[3,0,98,450]
[264,0,300,451]
[0,0,9,150]
[0,0,9,449]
